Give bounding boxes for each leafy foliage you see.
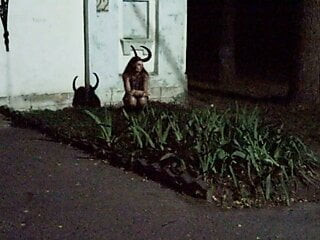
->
[84,109,117,146]
[21,103,320,205]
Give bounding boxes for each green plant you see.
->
[122,108,155,149]
[84,109,116,146]
[13,102,320,206]
[186,105,320,205]
[168,112,184,142]
[188,107,230,175]
[152,113,171,150]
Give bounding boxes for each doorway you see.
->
[186,0,223,88]
[187,0,301,98]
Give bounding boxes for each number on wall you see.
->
[97,0,109,12]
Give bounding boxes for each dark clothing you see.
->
[123,72,147,91]
[130,77,144,91]
[122,72,149,109]
[122,73,146,101]
[127,73,145,91]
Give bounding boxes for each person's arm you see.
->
[133,90,144,97]
[123,75,134,95]
[143,75,149,97]
[131,75,149,97]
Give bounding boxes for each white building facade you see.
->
[0,0,187,110]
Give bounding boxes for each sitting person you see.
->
[122,45,152,109]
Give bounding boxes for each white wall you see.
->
[87,0,120,103]
[89,0,187,103]
[157,0,187,87]
[0,0,187,109]
[0,0,84,98]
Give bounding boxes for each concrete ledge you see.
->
[0,93,73,111]
[161,86,185,102]
[29,93,73,110]
[0,97,9,107]
[111,89,124,104]
[0,85,185,110]
[9,96,32,110]
[149,87,161,100]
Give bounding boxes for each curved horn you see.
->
[130,45,138,57]
[73,76,78,91]
[140,46,152,62]
[92,72,99,90]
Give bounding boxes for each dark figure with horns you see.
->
[72,73,101,108]
[122,45,152,109]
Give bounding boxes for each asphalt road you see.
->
[0,114,319,240]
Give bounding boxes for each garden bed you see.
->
[1,101,319,208]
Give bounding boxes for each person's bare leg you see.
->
[138,96,148,108]
[124,95,137,109]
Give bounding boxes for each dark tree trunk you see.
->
[219,0,236,84]
[290,0,320,103]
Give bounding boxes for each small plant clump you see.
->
[9,102,320,207]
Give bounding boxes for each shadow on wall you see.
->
[72,73,101,108]
[125,1,186,88]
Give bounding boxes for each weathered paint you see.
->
[89,0,187,104]
[0,0,187,110]
[0,0,84,106]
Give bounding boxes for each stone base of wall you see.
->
[0,86,185,110]
[0,93,74,111]
[106,86,185,104]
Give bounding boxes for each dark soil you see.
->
[1,91,320,209]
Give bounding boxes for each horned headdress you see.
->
[130,45,152,62]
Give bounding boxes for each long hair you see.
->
[122,56,149,78]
